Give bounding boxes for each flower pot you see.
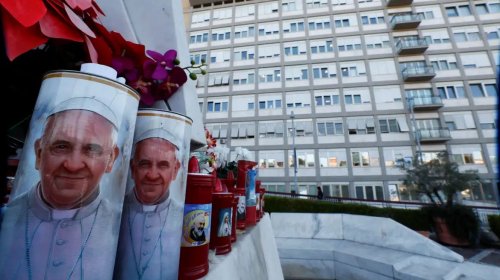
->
[417,230,431,238]
[433,217,469,246]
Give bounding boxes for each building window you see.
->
[361,15,384,25]
[308,19,331,30]
[259,122,285,138]
[258,99,282,110]
[445,5,471,17]
[351,151,370,167]
[310,40,334,53]
[344,94,361,104]
[322,183,349,198]
[430,59,458,71]
[347,119,376,134]
[235,4,255,17]
[416,11,435,20]
[475,3,500,14]
[207,101,228,112]
[453,30,481,42]
[317,121,343,136]
[452,152,484,165]
[421,29,451,45]
[477,111,497,130]
[259,68,281,83]
[289,150,315,168]
[259,151,285,168]
[470,83,498,97]
[319,150,347,167]
[283,21,305,33]
[306,0,328,9]
[233,72,255,85]
[190,32,209,43]
[190,53,207,65]
[334,19,350,28]
[437,85,466,99]
[231,123,255,139]
[211,30,231,41]
[379,119,400,133]
[338,43,362,51]
[355,185,383,200]
[205,123,229,144]
[259,1,279,15]
[315,95,339,106]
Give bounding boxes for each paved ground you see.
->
[446,245,500,267]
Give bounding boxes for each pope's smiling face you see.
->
[35,110,119,209]
[131,138,180,205]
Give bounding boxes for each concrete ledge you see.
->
[272,213,500,279]
[272,213,463,262]
[204,214,283,280]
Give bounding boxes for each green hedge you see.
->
[488,215,500,239]
[265,196,429,231]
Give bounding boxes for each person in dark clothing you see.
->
[317,186,324,200]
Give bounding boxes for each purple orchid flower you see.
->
[111,57,139,82]
[144,49,177,81]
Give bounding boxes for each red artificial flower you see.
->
[85,20,145,67]
[0,0,103,61]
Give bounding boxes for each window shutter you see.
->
[397,118,410,132]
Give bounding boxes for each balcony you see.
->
[402,66,435,82]
[190,0,217,5]
[396,38,428,55]
[410,96,443,111]
[417,129,451,143]
[386,0,413,6]
[390,13,422,30]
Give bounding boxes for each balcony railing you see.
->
[417,129,451,142]
[402,66,435,82]
[396,38,429,55]
[190,0,218,6]
[411,96,443,110]
[390,13,422,30]
[386,0,413,7]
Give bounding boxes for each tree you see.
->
[400,151,481,244]
[401,151,480,207]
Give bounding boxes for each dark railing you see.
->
[265,191,500,226]
[390,13,422,25]
[402,65,435,77]
[386,0,413,7]
[417,128,451,140]
[396,38,428,52]
[411,96,443,107]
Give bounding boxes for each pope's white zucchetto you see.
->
[48,97,119,129]
[134,128,180,150]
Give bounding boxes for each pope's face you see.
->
[132,138,180,205]
[35,110,119,209]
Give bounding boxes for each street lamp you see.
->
[290,111,298,195]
